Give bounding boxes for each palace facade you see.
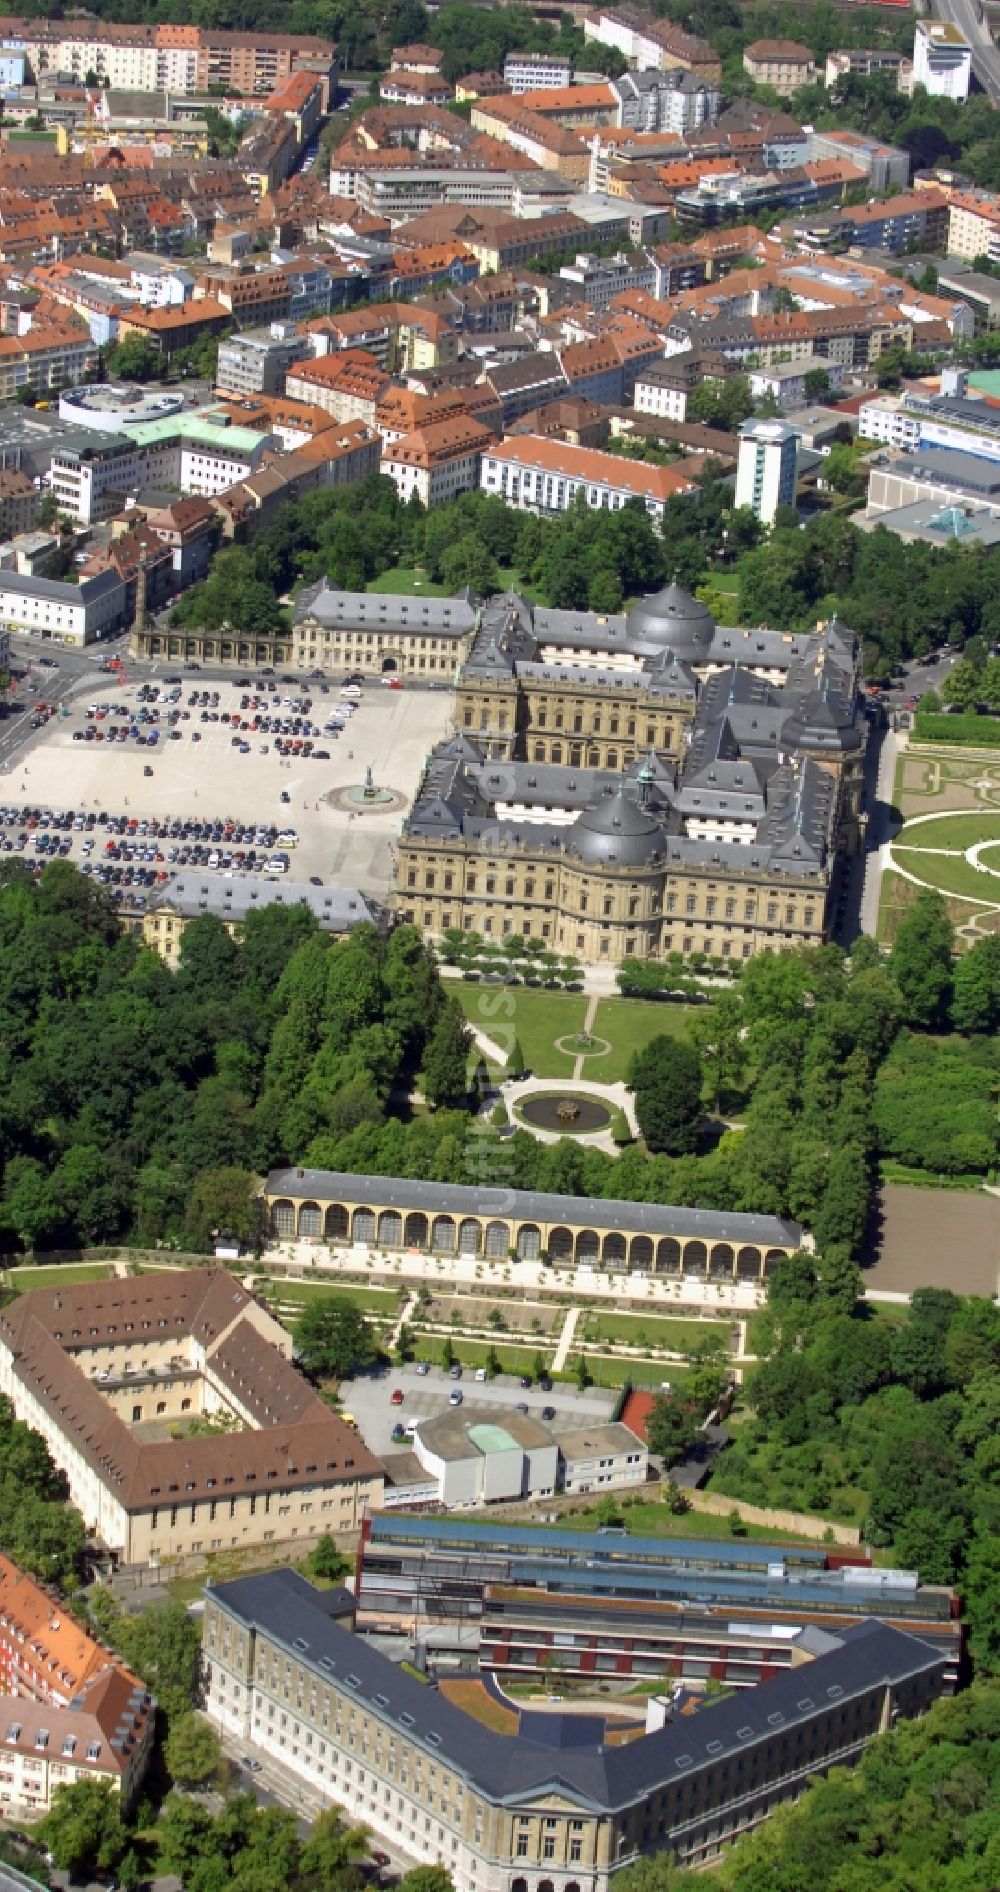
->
[396,582,867,965]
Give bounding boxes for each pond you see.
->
[518,1093,612,1134]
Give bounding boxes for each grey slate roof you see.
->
[146,876,377,929]
[210,1567,947,1812]
[294,575,474,639]
[265,1166,801,1247]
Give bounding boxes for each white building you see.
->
[912,21,971,100]
[613,67,719,134]
[481,435,694,521]
[858,383,1000,463]
[503,50,572,92]
[0,569,128,645]
[735,419,799,524]
[748,355,844,408]
[381,416,493,507]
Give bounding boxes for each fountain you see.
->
[329,766,406,815]
[519,1093,612,1135]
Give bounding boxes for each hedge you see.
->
[913,712,1000,747]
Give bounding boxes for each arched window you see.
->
[485,1220,509,1257]
[575,1229,600,1264]
[352,1206,376,1243]
[404,1211,428,1247]
[517,1224,540,1260]
[710,1242,734,1279]
[738,1245,761,1279]
[298,1202,321,1238]
[458,1218,481,1255]
[685,1240,707,1275]
[602,1233,627,1267]
[432,1215,456,1253]
[325,1204,349,1240]
[271,1200,294,1237]
[548,1226,574,1262]
[378,1210,402,1248]
[630,1235,653,1271]
[657,1236,681,1273]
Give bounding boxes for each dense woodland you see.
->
[171,473,1000,683]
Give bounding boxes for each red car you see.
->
[390,1389,404,1406]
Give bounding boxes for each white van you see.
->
[340,685,362,701]
[265,853,289,876]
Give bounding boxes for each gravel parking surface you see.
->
[0,673,452,893]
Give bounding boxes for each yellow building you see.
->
[397,583,866,966]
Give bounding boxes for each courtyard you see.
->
[452,983,706,1082]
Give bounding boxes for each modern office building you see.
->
[356,1515,962,1688]
[735,419,800,523]
[204,1566,950,1882]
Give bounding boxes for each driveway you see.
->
[340,1363,617,1457]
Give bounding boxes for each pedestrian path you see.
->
[387,1289,417,1354]
[571,993,600,1080]
[552,1305,581,1372]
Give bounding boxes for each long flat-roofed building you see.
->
[0,1272,383,1567]
[264,1166,801,1279]
[356,1515,961,1688]
[205,1565,949,1882]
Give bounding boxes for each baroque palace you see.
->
[395,581,867,965]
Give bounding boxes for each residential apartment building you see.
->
[946,189,1000,265]
[824,48,913,91]
[612,68,719,135]
[504,51,573,93]
[381,415,494,506]
[481,435,695,521]
[205,1567,949,1883]
[807,129,909,193]
[285,350,392,423]
[913,20,971,100]
[584,8,721,83]
[558,250,656,311]
[0,20,335,97]
[742,39,818,95]
[0,1272,383,1567]
[735,419,800,523]
[0,1557,155,1815]
[46,432,146,527]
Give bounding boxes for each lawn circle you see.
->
[967,840,1000,877]
[555,1031,612,1059]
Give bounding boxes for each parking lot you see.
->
[0,671,452,893]
[339,1363,619,1458]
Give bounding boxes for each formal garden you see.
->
[880,745,1000,943]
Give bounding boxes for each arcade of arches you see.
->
[264,1177,797,1282]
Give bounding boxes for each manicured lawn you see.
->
[892,847,1000,902]
[413,1334,547,1374]
[453,984,588,1078]
[590,998,702,1082]
[562,1353,692,1391]
[554,1502,826,1545]
[581,1310,730,1351]
[5,1262,113,1288]
[260,1279,399,1320]
[452,986,704,1084]
[367,566,448,597]
[893,812,1000,850]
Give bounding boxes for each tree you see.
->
[107,333,163,383]
[165,1711,223,1788]
[305,1534,352,1583]
[420,999,472,1108]
[574,1353,592,1390]
[37,1779,129,1880]
[113,1597,202,1726]
[594,1494,621,1527]
[295,1297,378,1381]
[951,934,1000,1035]
[440,1336,455,1371]
[645,1393,698,1467]
[628,1035,703,1154]
[889,888,954,1027]
[398,1869,454,1892]
[506,1037,526,1078]
[299,1808,371,1887]
[804,366,832,400]
[614,1852,684,1892]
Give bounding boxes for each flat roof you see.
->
[121,412,269,451]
